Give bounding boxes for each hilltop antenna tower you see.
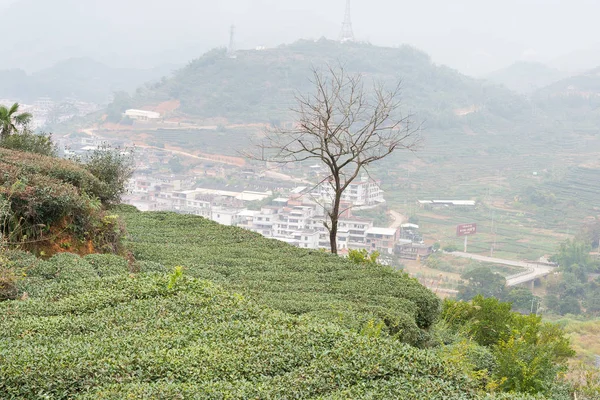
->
[228,25,237,58]
[339,0,355,43]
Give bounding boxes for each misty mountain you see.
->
[485,62,567,94]
[0,57,177,103]
[124,39,529,128]
[4,0,600,78]
[549,43,600,74]
[533,66,600,131]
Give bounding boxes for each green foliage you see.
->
[426,253,458,273]
[0,131,56,157]
[0,103,32,140]
[443,244,459,252]
[0,148,125,252]
[507,287,540,314]
[79,143,134,204]
[441,296,575,397]
[522,186,557,207]
[105,91,133,123]
[458,267,507,301]
[118,208,440,346]
[0,254,484,399]
[122,40,528,126]
[443,295,513,347]
[167,155,185,174]
[348,248,380,265]
[552,239,594,271]
[167,265,184,289]
[544,240,600,316]
[494,336,561,394]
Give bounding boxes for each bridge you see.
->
[449,251,557,287]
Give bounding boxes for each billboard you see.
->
[456,223,477,237]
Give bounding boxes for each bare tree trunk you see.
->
[329,185,343,254]
[246,65,421,256]
[329,215,338,254]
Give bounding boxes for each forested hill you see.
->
[532,66,600,132]
[125,39,529,128]
[485,61,566,94]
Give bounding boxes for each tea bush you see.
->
[118,208,440,346]
[0,252,548,399]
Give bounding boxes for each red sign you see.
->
[457,223,477,237]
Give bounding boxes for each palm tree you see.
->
[0,103,33,140]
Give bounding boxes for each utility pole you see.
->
[490,211,495,257]
[339,0,355,42]
[228,25,237,58]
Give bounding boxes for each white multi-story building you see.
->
[250,206,279,237]
[313,176,385,207]
[274,206,315,236]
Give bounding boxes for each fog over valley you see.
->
[2,0,600,75]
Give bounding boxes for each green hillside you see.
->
[533,66,600,132]
[125,39,528,127]
[0,250,555,399]
[0,200,580,398]
[119,207,439,346]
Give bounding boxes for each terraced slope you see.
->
[119,207,440,346]
[0,252,482,399]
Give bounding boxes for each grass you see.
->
[556,318,600,363]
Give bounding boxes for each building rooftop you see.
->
[290,186,308,194]
[366,227,397,236]
[401,223,420,229]
[237,209,259,217]
[418,200,476,206]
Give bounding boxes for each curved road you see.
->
[388,210,406,229]
[449,251,556,286]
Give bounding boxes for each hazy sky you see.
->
[1,0,599,75]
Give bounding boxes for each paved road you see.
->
[388,210,407,229]
[449,251,556,286]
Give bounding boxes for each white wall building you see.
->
[210,207,242,226]
[124,109,161,121]
[314,176,385,207]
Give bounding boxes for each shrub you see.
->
[443,244,459,252]
[0,148,125,254]
[0,131,56,157]
[348,248,379,265]
[79,143,134,204]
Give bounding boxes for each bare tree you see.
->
[250,65,421,254]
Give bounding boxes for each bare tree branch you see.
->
[245,64,421,254]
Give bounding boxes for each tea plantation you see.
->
[0,251,546,399]
[118,207,440,346]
